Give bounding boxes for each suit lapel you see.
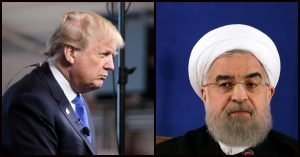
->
[84,100,97,151]
[57,99,96,155]
[39,62,96,154]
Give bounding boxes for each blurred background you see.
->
[156,2,298,140]
[2,2,154,155]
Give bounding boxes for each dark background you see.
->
[156,2,298,139]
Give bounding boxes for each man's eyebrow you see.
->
[214,72,262,82]
[244,72,262,79]
[215,75,234,82]
[99,50,115,55]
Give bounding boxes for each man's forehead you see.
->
[206,54,268,80]
[207,70,268,81]
[90,38,116,52]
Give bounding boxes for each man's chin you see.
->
[93,80,104,88]
[207,118,271,147]
[82,82,103,93]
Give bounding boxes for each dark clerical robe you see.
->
[156,125,298,155]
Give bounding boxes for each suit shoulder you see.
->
[268,130,298,153]
[156,126,209,155]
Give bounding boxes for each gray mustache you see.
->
[225,103,255,114]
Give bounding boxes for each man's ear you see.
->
[268,86,275,100]
[199,86,207,103]
[64,45,75,64]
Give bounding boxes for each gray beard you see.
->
[205,102,272,147]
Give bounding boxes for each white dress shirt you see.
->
[48,58,77,112]
[218,141,250,155]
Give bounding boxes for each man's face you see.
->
[200,53,275,147]
[69,38,116,93]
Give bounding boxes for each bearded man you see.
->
[156,24,298,155]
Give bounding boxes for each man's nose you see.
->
[231,83,248,103]
[104,56,114,71]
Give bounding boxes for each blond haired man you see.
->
[3,11,124,155]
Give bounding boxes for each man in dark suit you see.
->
[2,11,124,155]
[156,24,298,155]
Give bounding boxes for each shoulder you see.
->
[156,126,218,155]
[3,65,58,118]
[267,130,298,154]
[3,63,57,105]
[4,65,49,96]
[253,129,298,155]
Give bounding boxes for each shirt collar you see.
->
[47,58,77,105]
[218,141,250,155]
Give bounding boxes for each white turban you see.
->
[188,24,281,98]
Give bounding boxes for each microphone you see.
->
[82,127,90,136]
[242,149,254,155]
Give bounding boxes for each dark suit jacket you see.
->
[156,125,298,155]
[2,62,97,155]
